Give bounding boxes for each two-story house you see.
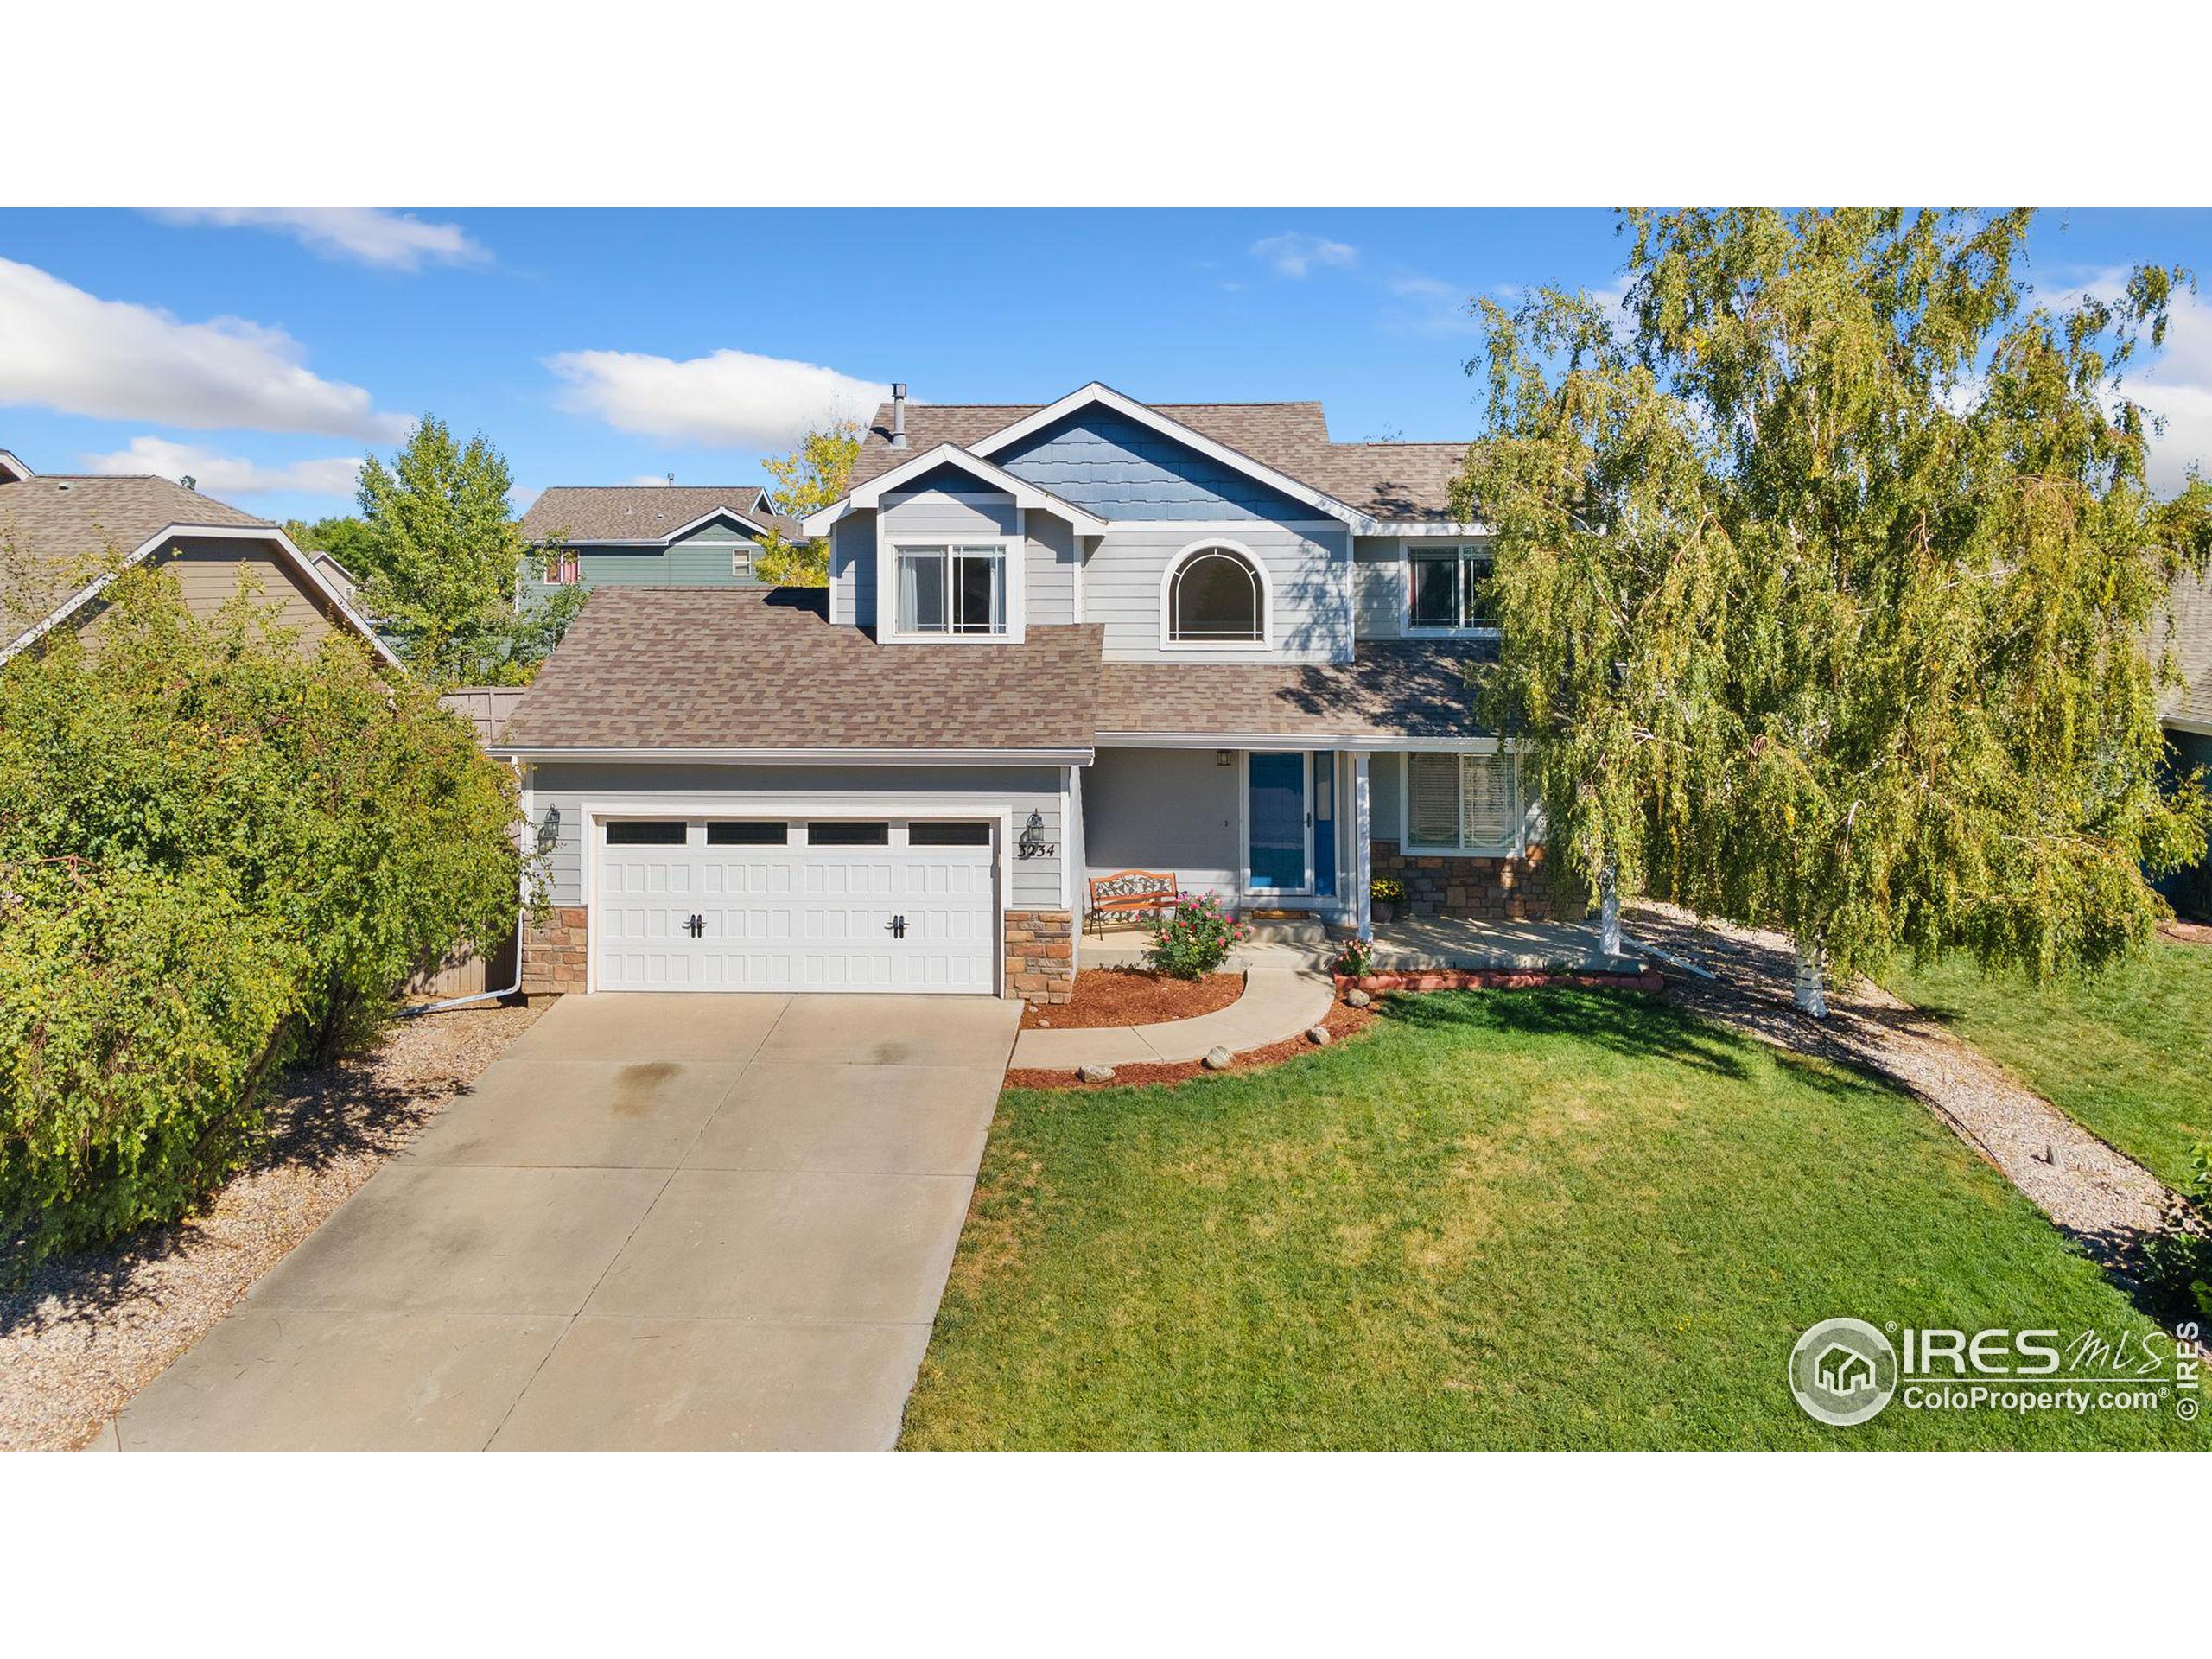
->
[493,384,1548,1003]
[0,448,393,666]
[515,483,801,607]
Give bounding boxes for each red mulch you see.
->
[1006,998,1376,1090]
[1019,967,1246,1030]
[2160,919,2212,946]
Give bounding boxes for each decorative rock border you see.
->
[1335,968,1664,995]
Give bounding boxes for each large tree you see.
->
[353,416,539,685]
[1459,208,2212,1014]
[753,420,861,586]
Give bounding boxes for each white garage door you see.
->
[593,817,998,994]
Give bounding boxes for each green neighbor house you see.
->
[516,483,801,605]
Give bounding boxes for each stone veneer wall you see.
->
[522,905,589,998]
[1004,908,1075,1003]
[1369,842,1573,923]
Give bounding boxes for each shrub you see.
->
[0,569,530,1262]
[1145,892,1249,980]
[2140,1142,2212,1323]
[1337,938,1375,977]
[0,571,527,1066]
[0,864,304,1263]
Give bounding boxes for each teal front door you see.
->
[1247,751,1309,893]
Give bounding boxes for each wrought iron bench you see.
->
[1086,869,1180,938]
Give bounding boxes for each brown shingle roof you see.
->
[1,474,270,629]
[1097,641,1496,740]
[518,485,790,543]
[2162,569,2212,730]
[498,587,1104,753]
[850,398,1470,519]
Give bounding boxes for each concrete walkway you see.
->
[1011,942,1338,1070]
[111,993,1020,1451]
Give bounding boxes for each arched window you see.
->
[1167,544,1266,644]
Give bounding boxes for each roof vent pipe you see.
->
[890,383,907,449]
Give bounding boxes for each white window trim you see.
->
[1402,540,1501,639]
[1158,537,1274,654]
[1399,750,1524,857]
[880,535,1027,645]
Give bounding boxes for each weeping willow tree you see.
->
[1459,208,2212,1014]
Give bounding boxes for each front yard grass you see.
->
[901,989,2202,1450]
[1882,941,2212,1192]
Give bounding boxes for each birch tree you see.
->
[1459,208,2212,1014]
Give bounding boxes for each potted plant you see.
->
[1370,876,1406,925]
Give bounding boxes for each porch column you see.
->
[1354,753,1373,943]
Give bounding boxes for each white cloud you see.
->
[2046,270,2212,497]
[78,437,362,498]
[152,209,488,272]
[1382,274,1476,336]
[626,473,674,486]
[545,346,888,449]
[1250,232,1357,279]
[0,257,406,441]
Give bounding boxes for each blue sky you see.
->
[2,207,2208,524]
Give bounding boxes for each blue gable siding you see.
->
[994,409,1315,522]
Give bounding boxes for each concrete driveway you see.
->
[112,994,1020,1451]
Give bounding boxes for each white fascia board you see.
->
[1386,520,1495,537]
[1092,730,1510,752]
[0,521,402,670]
[488,744,1096,766]
[963,383,1375,532]
[803,444,1108,538]
[2166,712,2212,738]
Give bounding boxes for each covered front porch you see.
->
[1078,743,1374,934]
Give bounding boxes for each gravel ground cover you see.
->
[1624,905,2177,1280]
[0,1001,538,1452]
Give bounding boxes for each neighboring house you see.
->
[514,484,802,606]
[492,382,1535,1004]
[2158,568,2212,919]
[0,449,396,667]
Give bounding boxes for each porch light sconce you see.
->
[1016,808,1057,860]
[535,804,563,858]
[1217,749,1233,766]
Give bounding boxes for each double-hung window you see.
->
[1405,753,1520,853]
[895,543,1007,636]
[1408,543,1497,631]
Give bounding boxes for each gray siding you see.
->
[1082,747,1241,903]
[1027,512,1077,625]
[1353,537,1406,639]
[996,409,1316,522]
[831,510,876,626]
[878,485,1018,540]
[1083,522,1352,662]
[529,760,1066,911]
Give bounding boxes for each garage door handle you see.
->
[685,914,703,938]
[888,915,906,939]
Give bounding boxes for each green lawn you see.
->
[902,990,2202,1450]
[1883,942,2212,1192]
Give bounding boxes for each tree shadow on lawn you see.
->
[0,1051,471,1338]
[1378,984,1763,1084]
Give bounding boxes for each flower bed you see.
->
[1019,966,1245,1030]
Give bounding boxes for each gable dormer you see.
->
[804,444,1104,644]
